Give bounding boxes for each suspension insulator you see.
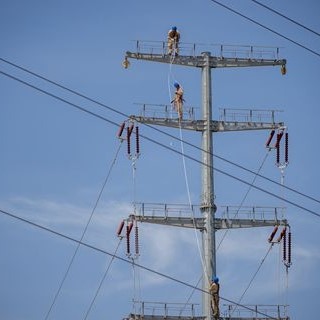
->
[128,124,134,138]
[135,126,140,155]
[274,131,284,149]
[117,122,126,138]
[276,138,280,165]
[126,225,131,256]
[285,132,289,164]
[116,220,125,237]
[281,64,287,75]
[268,225,279,243]
[127,127,131,155]
[283,229,287,262]
[127,221,134,235]
[288,231,292,265]
[135,225,139,256]
[277,227,286,242]
[265,130,275,148]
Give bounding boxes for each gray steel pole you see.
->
[201,52,216,320]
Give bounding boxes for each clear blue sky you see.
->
[1,1,320,319]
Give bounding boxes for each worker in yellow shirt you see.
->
[167,26,180,55]
[172,81,184,120]
[209,276,220,319]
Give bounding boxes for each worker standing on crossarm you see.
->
[172,81,184,120]
[209,276,220,320]
[167,26,180,55]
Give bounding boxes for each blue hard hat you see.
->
[173,81,180,88]
[172,26,177,31]
[212,276,219,283]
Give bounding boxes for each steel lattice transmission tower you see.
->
[122,41,289,320]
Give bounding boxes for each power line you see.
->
[0,207,279,320]
[1,58,320,206]
[1,69,320,219]
[251,0,320,38]
[209,0,320,58]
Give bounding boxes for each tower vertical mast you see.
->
[201,51,215,320]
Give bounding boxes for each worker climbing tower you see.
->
[121,40,289,320]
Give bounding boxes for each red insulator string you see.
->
[135,224,139,256]
[288,230,292,265]
[127,127,131,156]
[128,123,134,137]
[135,126,140,155]
[276,139,280,165]
[274,131,284,148]
[117,122,125,138]
[268,225,278,243]
[277,227,286,242]
[116,220,125,237]
[285,132,289,164]
[265,129,275,147]
[283,228,287,262]
[126,225,131,256]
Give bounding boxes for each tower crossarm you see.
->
[134,215,205,230]
[126,51,286,69]
[126,315,206,320]
[133,215,288,230]
[124,42,286,70]
[215,218,288,229]
[127,315,288,320]
[130,115,284,132]
[215,120,284,132]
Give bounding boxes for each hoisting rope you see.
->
[167,52,178,119]
[83,238,123,320]
[44,141,123,320]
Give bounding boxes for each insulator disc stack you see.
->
[266,130,275,148]
[126,225,131,256]
[117,122,126,138]
[136,126,140,155]
[128,222,134,234]
[288,231,292,265]
[277,227,286,242]
[285,132,289,164]
[128,124,134,137]
[283,228,287,262]
[275,131,284,148]
[268,225,278,243]
[116,220,125,237]
[135,224,139,256]
[127,127,131,156]
[276,137,280,165]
